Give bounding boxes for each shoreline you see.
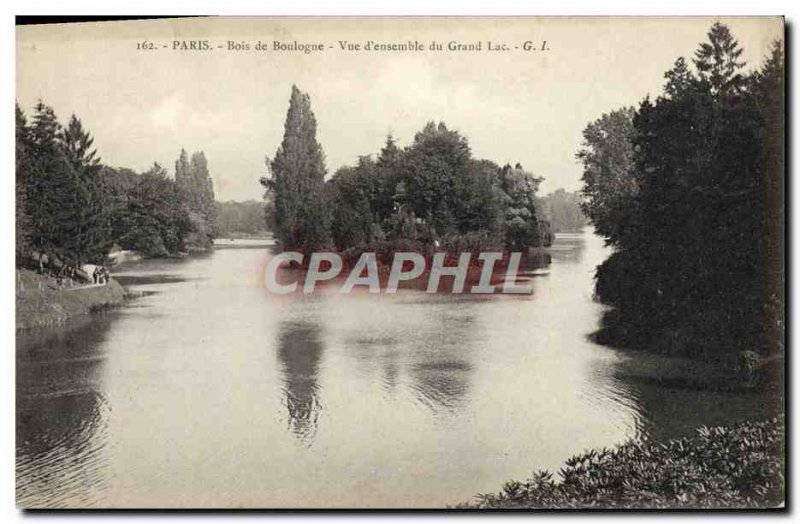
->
[16,244,216,333]
[15,269,127,333]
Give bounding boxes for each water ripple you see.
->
[16,389,110,508]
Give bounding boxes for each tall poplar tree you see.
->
[189,151,218,234]
[175,148,218,244]
[175,148,191,191]
[261,85,331,251]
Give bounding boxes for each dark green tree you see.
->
[121,162,192,257]
[748,39,785,356]
[587,25,784,359]
[329,156,381,249]
[15,103,33,262]
[24,101,69,263]
[175,148,218,246]
[577,107,637,245]
[96,165,138,247]
[373,134,403,224]
[324,121,549,252]
[694,22,746,96]
[59,114,109,263]
[401,122,471,238]
[261,85,331,252]
[499,164,546,249]
[189,151,218,239]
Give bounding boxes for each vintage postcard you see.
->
[15,16,785,509]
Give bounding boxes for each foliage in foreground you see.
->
[458,418,783,509]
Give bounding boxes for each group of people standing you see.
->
[93,266,109,285]
[29,253,112,287]
[54,263,79,286]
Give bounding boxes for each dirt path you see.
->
[62,283,108,292]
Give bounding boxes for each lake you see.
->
[16,229,776,508]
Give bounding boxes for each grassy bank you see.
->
[457,418,783,509]
[16,269,126,332]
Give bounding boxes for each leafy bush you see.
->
[339,233,510,271]
[120,224,169,258]
[457,418,783,509]
[439,231,504,254]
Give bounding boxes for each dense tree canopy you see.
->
[18,102,107,266]
[262,87,551,255]
[580,24,784,359]
[323,124,551,252]
[16,101,221,264]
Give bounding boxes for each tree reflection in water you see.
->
[276,321,324,443]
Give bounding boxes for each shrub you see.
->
[457,418,784,509]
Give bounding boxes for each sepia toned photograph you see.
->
[14,16,785,509]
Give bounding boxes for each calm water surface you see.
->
[16,230,774,508]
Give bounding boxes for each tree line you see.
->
[579,23,783,359]
[538,189,587,233]
[216,200,273,238]
[262,85,552,260]
[16,101,218,268]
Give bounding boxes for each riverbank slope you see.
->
[16,269,126,332]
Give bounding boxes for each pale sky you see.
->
[17,17,782,202]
